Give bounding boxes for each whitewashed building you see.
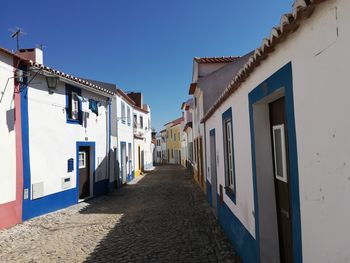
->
[17,48,115,221]
[154,133,162,164]
[160,129,167,163]
[130,92,153,175]
[112,88,136,184]
[189,56,238,192]
[0,48,22,228]
[201,0,350,262]
[181,99,193,168]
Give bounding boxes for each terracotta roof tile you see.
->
[194,56,239,64]
[27,60,115,96]
[116,88,136,105]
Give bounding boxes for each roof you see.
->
[28,60,115,96]
[201,0,326,123]
[171,117,184,127]
[199,51,254,116]
[183,122,193,131]
[82,79,117,94]
[164,116,183,127]
[134,105,149,114]
[0,46,115,96]
[181,98,193,110]
[194,56,239,64]
[0,47,21,59]
[116,88,136,106]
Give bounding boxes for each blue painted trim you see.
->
[65,84,82,125]
[107,99,113,192]
[248,62,302,262]
[21,83,34,221]
[206,179,212,206]
[23,189,77,220]
[76,141,96,198]
[209,128,215,137]
[94,179,109,197]
[221,107,236,204]
[217,194,257,263]
[120,141,126,183]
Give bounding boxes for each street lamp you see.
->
[46,75,59,94]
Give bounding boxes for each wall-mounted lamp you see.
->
[15,69,24,84]
[46,75,58,94]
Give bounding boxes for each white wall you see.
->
[0,52,16,205]
[133,107,153,171]
[115,95,134,178]
[205,0,350,261]
[27,75,110,198]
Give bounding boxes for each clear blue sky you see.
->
[0,0,293,131]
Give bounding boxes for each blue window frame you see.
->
[121,102,126,124]
[127,106,131,126]
[222,107,236,203]
[66,84,82,124]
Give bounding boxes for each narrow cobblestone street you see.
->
[0,165,241,263]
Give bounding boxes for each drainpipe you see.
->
[106,98,112,193]
[203,121,208,196]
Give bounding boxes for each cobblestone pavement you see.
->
[0,165,241,263]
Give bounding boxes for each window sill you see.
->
[224,186,236,204]
[67,119,81,125]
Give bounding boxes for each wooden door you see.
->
[79,146,90,199]
[121,143,127,183]
[210,130,218,216]
[269,97,293,263]
[199,137,204,188]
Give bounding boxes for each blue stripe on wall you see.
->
[23,189,77,220]
[94,179,109,197]
[217,195,258,263]
[206,179,212,206]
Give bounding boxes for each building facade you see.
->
[0,48,23,228]
[200,0,349,262]
[130,92,154,175]
[189,57,238,192]
[164,117,183,164]
[16,49,115,221]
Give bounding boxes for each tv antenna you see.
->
[36,44,46,50]
[9,27,27,50]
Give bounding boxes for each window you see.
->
[140,116,143,129]
[222,108,236,202]
[171,149,174,158]
[79,152,86,168]
[178,132,180,141]
[66,85,82,124]
[133,114,137,128]
[127,107,131,126]
[171,129,173,139]
[174,133,176,141]
[194,139,197,162]
[272,124,288,183]
[121,102,126,124]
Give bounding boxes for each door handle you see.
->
[280,208,290,219]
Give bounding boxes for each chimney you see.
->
[16,48,43,64]
[127,92,143,108]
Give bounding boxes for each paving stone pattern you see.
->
[0,165,241,263]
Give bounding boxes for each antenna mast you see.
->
[10,27,26,50]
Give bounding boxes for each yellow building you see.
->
[164,117,183,164]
